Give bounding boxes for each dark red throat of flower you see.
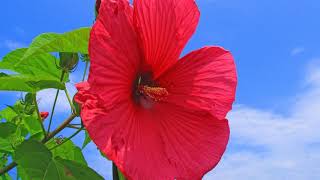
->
[133,73,168,107]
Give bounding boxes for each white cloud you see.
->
[37,73,80,113]
[204,59,320,180]
[3,40,26,50]
[291,47,305,56]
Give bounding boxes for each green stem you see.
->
[64,88,76,114]
[47,90,59,133]
[49,127,84,151]
[66,124,83,130]
[47,71,65,134]
[82,60,89,81]
[113,163,120,180]
[33,93,46,137]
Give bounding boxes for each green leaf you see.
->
[0,74,65,92]
[17,166,29,180]
[22,115,43,137]
[0,138,14,154]
[15,140,103,180]
[0,173,12,180]
[20,27,91,64]
[0,107,16,122]
[55,157,103,180]
[0,122,17,138]
[118,169,126,180]
[0,123,17,153]
[0,48,61,81]
[82,130,91,149]
[0,48,66,92]
[0,153,8,168]
[48,139,87,165]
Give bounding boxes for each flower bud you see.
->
[59,52,79,71]
[40,112,49,121]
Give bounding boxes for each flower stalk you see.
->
[33,93,47,137]
[47,70,66,133]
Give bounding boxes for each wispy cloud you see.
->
[204,59,320,180]
[291,47,305,56]
[3,40,27,50]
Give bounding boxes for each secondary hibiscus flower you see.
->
[75,0,237,179]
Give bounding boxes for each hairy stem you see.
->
[64,89,76,114]
[66,124,83,129]
[0,162,17,175]
[33,93,46,137]
[47,71,65,133]
[82,60,89,81]
[49,127,84,151]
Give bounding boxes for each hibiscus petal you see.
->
[89,0,141,107]
[76,83,229,179]
[159,46,237,120]
[133,0,200,78]
[111,103,229,179]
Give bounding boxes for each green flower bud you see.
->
[59,52,79,71]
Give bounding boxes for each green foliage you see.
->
[82,130,91,149]
[14,140,104,180]
[0,24,108,179]
[0,101,43,138]
[47,138,87,165]
[0,48,66,92]
[0,123,17,138]
[0,122,24,154]
[21,27,91,63]
[0,173,12,180]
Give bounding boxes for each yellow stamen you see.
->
[138,85,169,102]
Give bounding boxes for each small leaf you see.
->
[0,107,16,121]
[82,130,91,149]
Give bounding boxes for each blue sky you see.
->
[1,0,320,179]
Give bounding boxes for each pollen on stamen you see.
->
[138,85,169,102]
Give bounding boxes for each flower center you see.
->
[133,72,168,108]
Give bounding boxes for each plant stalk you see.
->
[64,88,76,114]
[82,60,89,81]
[112,163,120,180]
[33,93,47,137]
[49,127,84,151]
[47,71,65,134]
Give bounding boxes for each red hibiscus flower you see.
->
[40,112,49,121]
[75,0,237,179]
